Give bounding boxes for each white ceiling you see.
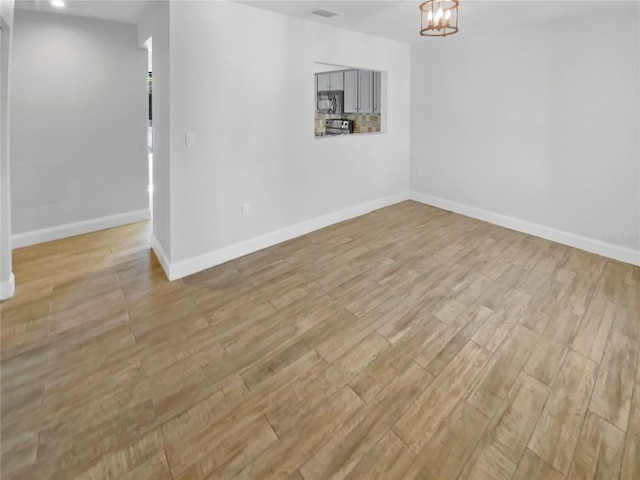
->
[13,0,634,40]
[15,0,157,25]
[238,0,631,44]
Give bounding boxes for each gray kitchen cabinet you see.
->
[320,69,380,115]
[373,71,382,114]
[344,70,358,113]
[358,70,374,114]
[316,73,330,92]
[316,73,331,92]
[329,71,344,90]
[316,71,344,91]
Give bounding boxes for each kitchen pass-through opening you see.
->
[314,62,387,138]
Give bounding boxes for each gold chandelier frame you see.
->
[420,0,459,37]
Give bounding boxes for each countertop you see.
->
[314,132,384,139]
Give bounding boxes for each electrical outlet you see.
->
[186,132,195,147]
[417,168,423,178]
[242,203,249,216]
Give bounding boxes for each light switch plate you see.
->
[186,132,195,147]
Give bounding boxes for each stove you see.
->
[324,119,353,136]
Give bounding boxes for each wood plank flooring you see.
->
[1,200,639,479]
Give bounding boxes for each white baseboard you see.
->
[167,192,410,280]
[150,233,171,279]
[410,191,640,267]
[1,273,16,301]
[12,209,152,248]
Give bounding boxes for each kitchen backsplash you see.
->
[315,113,381,135]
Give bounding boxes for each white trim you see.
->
[410,191,640,267]
[12,209,151,248]
[1,272,15,300]
[150,233,171,279]
[167,192,410,280]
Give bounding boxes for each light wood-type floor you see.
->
[1,201,639,480]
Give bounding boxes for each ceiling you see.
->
[15,0,157,24]
[238,0,629,44]
[14,0,632,41]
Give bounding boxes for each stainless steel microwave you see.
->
[317,91,344,114]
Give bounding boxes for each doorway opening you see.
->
[145,38,154,220]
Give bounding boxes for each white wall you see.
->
[167,1,410,274]
[10,11,148,239]
[138,0,171,266]
[410,4,640,261]
[1,0,15,300]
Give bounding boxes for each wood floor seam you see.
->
[162,446,175,480]
[263,414,280,440]
[509,373,554,479]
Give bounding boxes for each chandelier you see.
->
[420,0,459,37]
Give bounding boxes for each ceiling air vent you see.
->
[308,8,343,18]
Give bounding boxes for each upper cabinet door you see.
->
[373,71,382,114]
[317,73,331,92]
[329,72,344,90]
[317,71,344,91]
[358,70,374,114]
[344,70,358,113]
